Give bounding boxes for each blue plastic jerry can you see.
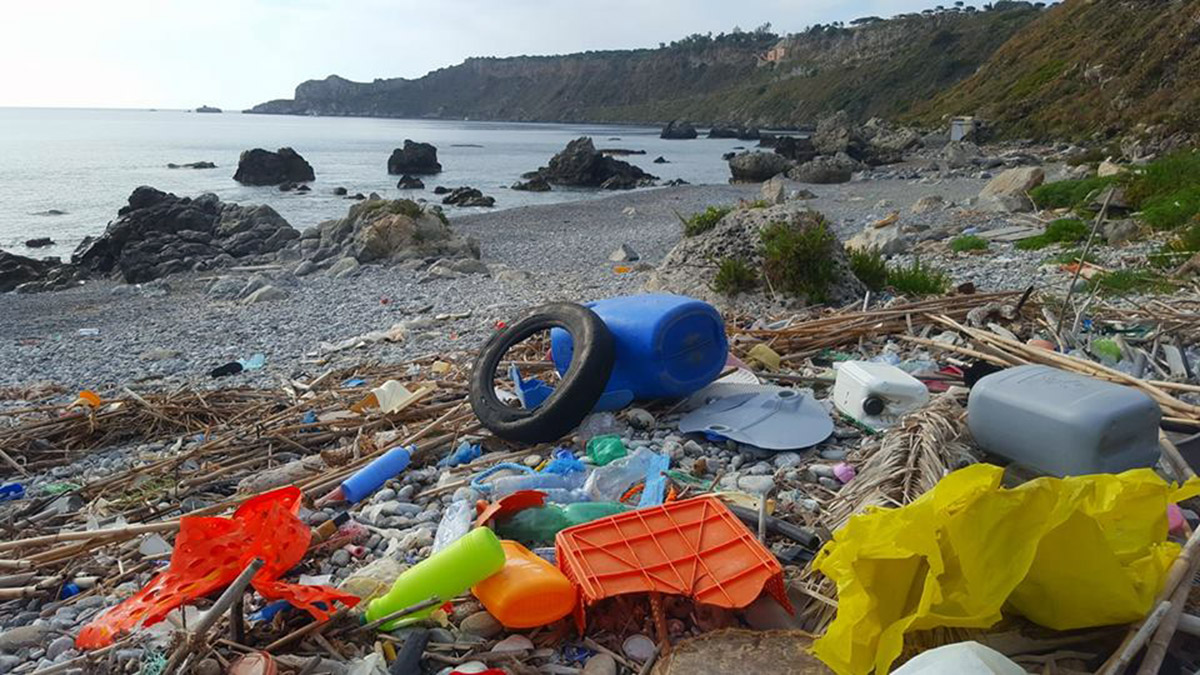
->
[550,294,729,411]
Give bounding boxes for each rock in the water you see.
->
[978,167,1045,213]
[442,187,495,207]
[609,243,640,262]
[233,147,314,185]
[24,237,55,248]
[333,186,348,196]
[728,152,792,183]
[910,195,946,214]
[653,156,668,164]
[72,186,298,283]
[645,204,865,308]
[460,610,503,638]
[511,176,551,192]
[760,177,787,205]
[242,285,288,304]
[388,140,442,175]
[660,120,698,140]
[529,137,656,188]
[306,197,478,265]
[168,161,217,169]
[788,155,859,184]
[396,175,425,189]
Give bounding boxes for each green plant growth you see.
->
[760,216,838,302]
[849,247,889,292]
[1086,269,1175,296]
[1139,187,1200,231]
[1152,218,1200,269]
[1015,218,1090,250]
[950,234,989,252]
[887,258,951,296]
[711,258,758,295]
[1028,176,1117,210]
[1044,249,1098,265]
[1125,151,1200,205]
[682,205,733,236]
[742,199,773,209]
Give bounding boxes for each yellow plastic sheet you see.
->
[812,464,1200,675]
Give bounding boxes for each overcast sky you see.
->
[0,0,970,110]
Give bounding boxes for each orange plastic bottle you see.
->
[471,540,576,628]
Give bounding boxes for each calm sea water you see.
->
[0,108,748,260]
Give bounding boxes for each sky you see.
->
[0,0,972,110]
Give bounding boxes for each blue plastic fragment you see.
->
[0,484,25,502]
[438,440,482,468]
[342,378,367,387]
[508,364,554,410]
[60,582,81,599]
[302,411,318,425]
[543,448,585,475]
[638,452,671,508]
[249,599,293,622]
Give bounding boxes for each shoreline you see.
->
[0,175,1088,393]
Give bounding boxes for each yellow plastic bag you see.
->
[812,464,1200,675]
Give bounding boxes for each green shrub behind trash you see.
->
[1152,216,1200,269]
[760,215,838,302]
[1086,269,1175,296]
[1030,176,1117,210]
[1015,218,1089,250]
[682,205,733,236]
[887,258,951,296]
[1140,187,1200,231]
[849,247,888,292]
[712,258,758,295]
[949,234,989,252]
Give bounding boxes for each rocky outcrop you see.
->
[977,167,1044,213]
[299,197,478,265]
[527,137,656,188]
[73,186,299,283]
[0,251,55,293]
[728,152,791,183]
[24,238,54,248]
[813,111,869,160]
[772,136,817,163]
[442,187,495,207]
[387,141,442,175]
[233,148,314,186]
[788,154,860,184]
[396,175,425,189]
[709,124,759,140]
[660,120,698,139]
[645,204,865,308]
[511,176,551,192]
[167,161,217,169]
[195,105,221,113]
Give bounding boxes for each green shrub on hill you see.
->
[760,215,838,302]
[682,206,733,237]
[1015,218,1089,250]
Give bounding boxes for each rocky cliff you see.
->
[917,0,1200,141]
[249,5,1042,127]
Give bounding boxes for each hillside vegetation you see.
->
[917,0,1200,139]
[250,4,1042,127]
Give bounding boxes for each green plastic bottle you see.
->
[494,502,630,545]
[365,527,506,629]
[587,434,628,466]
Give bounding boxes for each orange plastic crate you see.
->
[554,495,792,630]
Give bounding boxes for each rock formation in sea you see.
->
[660,120,698,140]
[387,141,442,175]
[233,147,315,186]
[524,137,656,190]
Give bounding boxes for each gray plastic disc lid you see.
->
[678,387,834,451]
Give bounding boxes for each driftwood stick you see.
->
[342,595,441,635]
[163,558,263,675]
[1135,546,1200,674]
[263,607,350,653]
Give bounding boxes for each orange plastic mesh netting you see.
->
[77,486,359,649]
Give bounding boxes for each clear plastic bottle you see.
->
[432,499,474,553]
[584,447,667,503]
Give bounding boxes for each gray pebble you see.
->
[582,653,617,675]
[772,452,804,469]
[459,610,502,638]
[331,549,351,566]
[626,408,656,430]
[737,475,775,494]
[818,476,842,491]
[373,488,396,503]
[819,447,848,461]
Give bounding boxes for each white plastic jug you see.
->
[832,361,929,429]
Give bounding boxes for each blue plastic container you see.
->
[340,446,412,503]
[550,294,728,411]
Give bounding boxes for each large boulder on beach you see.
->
[530,137,656,188]
[728,152,792,183]
[772,136,817,163]
[72,186,299,283]
[233,147,314,185]
[303,197,479,265]
[387,140,442,175]
[813,111,869,161]
[660,120,698,140]
[978,167,1045,212]
[788,154,860,184]
[0,250,54,293]
[645,203,865,308]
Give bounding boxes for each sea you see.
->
[0,108,751,261]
